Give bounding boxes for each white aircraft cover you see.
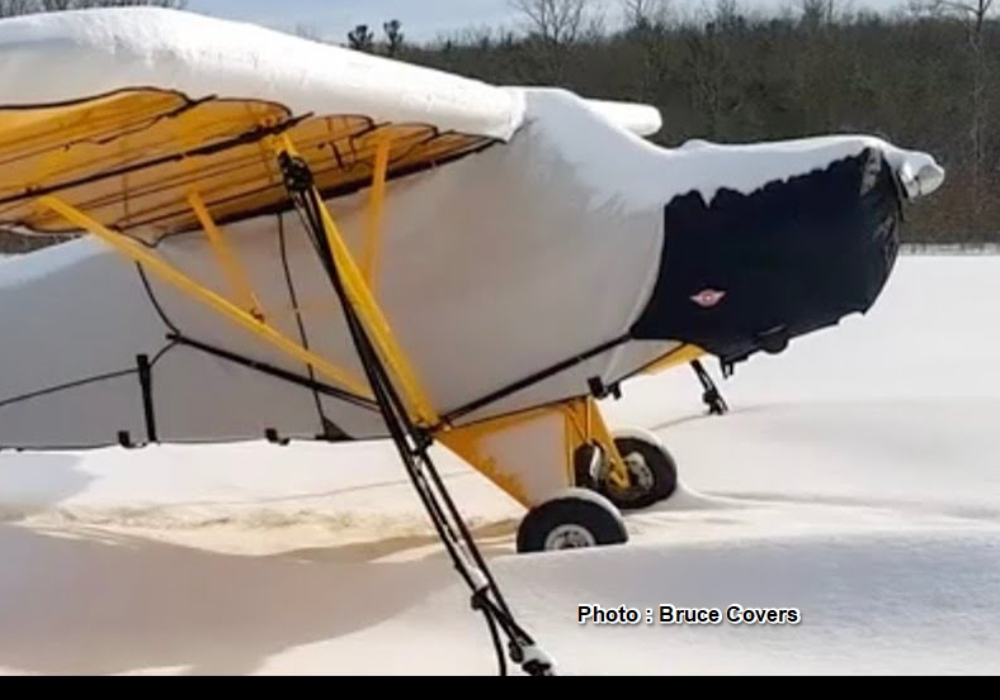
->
[0,8,945,451]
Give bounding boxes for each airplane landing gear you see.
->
[575,429,679,512]
[692,360,729,416]
[517,490,628,554]
[439,397,673,557]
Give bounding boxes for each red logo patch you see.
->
[691,289,727,308]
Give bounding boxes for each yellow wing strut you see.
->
[37,195,374,401]
[187,190,265,322]
[361,137,391,287]
[278,135,442,429]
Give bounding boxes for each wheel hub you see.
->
[623,453,655,491]
[604,451,655,500]
[544,524,598,550]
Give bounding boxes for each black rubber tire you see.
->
[599,436,679,512]
[517,494,629,554]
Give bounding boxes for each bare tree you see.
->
[916,0,995,223]
[509,0,590,45]
[348,24,375,52]
[384,19,404,56]
[800,0,836,25]
[622,0,672,30]
[507,0,593,85]
[0,0,183,15]
[0,0,36,16]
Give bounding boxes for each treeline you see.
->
[389,0,998,245]
[1,0,996,252]
[0,0,183,18]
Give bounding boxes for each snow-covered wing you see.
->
[0,8,525,244]
[0,7,664,245]
[583,99,663,137]
[0,7,524,140]
[0,8,666,145]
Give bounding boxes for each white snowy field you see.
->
[2,253,1000,676]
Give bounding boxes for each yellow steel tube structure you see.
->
[643,344,706,375]
[562,398,631,491]
[361,138,391,287]
[312,186,441,427]
[187,190,265,322]
[37,195,375,401]
[277,135,442,428]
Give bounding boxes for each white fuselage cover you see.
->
[0,88,677,448]
[0,88,944,449]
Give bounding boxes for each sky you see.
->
[185,0,914,45]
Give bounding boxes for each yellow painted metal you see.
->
[439,396,634,509]
[0,90,492,241]
[579,398,631,490]
[438,426,534,507]
[187,190,265,321]
[37,195,374,401]
[563,401,576,487]
[643,344,707,375]
[558,398,630,491]
[438,403,572,507]
[361,138,391,286]
[278,134,441,428]
[315,198,440,426]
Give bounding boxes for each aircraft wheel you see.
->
[599,430,678,512]
[517,490,628,554]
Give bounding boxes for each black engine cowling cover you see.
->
[630,147,904,368]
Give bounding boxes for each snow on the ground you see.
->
[2,253,1000,676]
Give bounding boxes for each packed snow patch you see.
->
[1,254,999,675]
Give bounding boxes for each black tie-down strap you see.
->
[278,153,556,677]
[136,353,159,443]
[692,360,729,416]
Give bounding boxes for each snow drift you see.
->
[1,254,999,675]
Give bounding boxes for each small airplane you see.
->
[0,7,945,675]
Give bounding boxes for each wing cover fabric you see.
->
[0,90,493,243]
[0,7,524,141]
